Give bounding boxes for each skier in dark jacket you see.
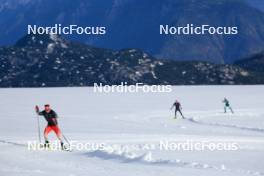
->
[222,98,234,113]
[170,100,185,119]
[35,104,65,149]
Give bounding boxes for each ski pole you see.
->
[35,105,41,143]
[62,133,70,145]
[36,114,41,143]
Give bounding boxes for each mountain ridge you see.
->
[0,33,263,87]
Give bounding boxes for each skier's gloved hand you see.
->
[35,105,39,113]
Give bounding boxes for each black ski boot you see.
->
[60,142,67,150]
[44,140,50,148]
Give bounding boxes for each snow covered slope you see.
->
[0,86,264,176]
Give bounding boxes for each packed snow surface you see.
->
[0,86,264,176]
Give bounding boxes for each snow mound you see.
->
[87,149,222,169]
[86,149,264,175]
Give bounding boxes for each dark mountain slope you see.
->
[235,52,264,72]
[0,34,263,87]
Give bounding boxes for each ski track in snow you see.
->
[185,117,264,133]
[1,139,263,176]
[114,109,264,134]
[144,109,264,134]
[0,139,26,147]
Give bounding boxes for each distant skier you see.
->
[170,100,185,119]
[222,98,234,114]
[35,104,65,149]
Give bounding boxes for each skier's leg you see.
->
[179,109,184,119]
[52,126,65,149]
[44,126,52,147]
[224,106,227,113]
[229,106,234,113]
[52,126,62,141]
[175,109,177,118]
[44,126,52,141]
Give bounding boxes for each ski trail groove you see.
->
[0,139,26,147]
[185,118,264,133]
